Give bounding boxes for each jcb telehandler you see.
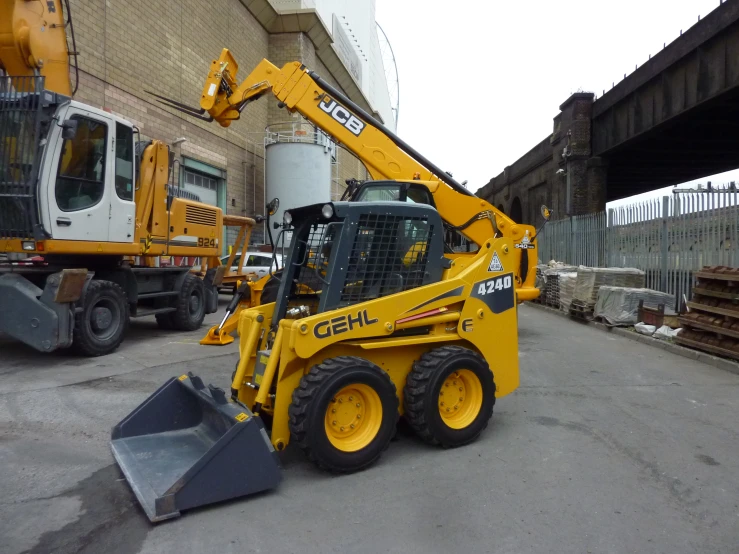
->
[112,50,547,521]
[196,48,541,346]
[0,1,254,355]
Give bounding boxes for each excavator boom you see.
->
[0,0,76,96]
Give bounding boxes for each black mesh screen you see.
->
[339,213,432,307]
[0,76,45,239]
[293,222,335,296]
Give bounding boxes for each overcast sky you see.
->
[375,0,739,206]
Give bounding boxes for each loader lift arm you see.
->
[153,49,540,300]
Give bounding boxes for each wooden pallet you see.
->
[695,271,739,282]
[693,287,739,301]
[569,301,593,321]
[679,317,739,340]
[675,336,739,362]
[686,301,739,319]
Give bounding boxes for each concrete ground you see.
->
[1,303,738,554]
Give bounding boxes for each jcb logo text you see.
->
[318,96,365,136]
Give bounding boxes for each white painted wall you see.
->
[270,0,395,130]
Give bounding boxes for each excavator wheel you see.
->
[71,279,129,356]
[171,274,206,331]
[289,356,398,473]
[404,346,495,448]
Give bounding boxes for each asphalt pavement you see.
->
[1,303,738,554]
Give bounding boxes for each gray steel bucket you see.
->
[111,372,281,522]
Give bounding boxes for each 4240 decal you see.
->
[470,272,515,314]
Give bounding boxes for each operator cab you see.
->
[39,100,137,243]
[0,76,137,244]
[271,200,446,326]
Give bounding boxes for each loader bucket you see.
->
[111,372,282,522]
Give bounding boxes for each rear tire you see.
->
[171,274,206,331]
[289,356,398,473]
[404,346,495,447]
[71,280,129,357]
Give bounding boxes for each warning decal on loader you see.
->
[487,251,503,273]
[471,272,515,314]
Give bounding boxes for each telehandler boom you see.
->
[155,50,540,301]
[190,49,542,345]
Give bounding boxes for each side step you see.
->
[131,307,176,318]
[137,291,180,300]
[111,372,282,522]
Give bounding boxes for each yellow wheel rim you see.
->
[438,370,483,429]
[324,383,383,452]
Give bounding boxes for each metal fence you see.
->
[536,188,739,309]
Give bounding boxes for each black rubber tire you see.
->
[404,346,495,448]
[288,356,399,473]
[155,312,176,330]
[71,280,129,357]
[171,274,206,331]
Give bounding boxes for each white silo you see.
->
[264,122,333,243]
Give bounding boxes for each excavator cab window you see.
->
[55,116,107,211]
[114,123,134,201]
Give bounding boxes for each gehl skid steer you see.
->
[111,49,549,521]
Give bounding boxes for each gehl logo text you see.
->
[314,309,379,339]
[318,95,365,136]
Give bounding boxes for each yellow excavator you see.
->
[111,49,547,522]
[0,1,253,355]
[196,49,540,346]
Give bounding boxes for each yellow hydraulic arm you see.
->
[0,0,76,96]
[153,49,539,300]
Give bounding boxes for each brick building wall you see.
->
[68,0,370,244]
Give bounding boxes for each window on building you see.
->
[115,123,134,201]
[184,170,218,191]
[55,116,107,211]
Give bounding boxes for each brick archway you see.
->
[510,197,523,224]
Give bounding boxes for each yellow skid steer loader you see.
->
[113,199,525,521]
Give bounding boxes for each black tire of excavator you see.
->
[404,346,495,448]
[288,356,399,473]
[71,279,129,357]
[170,274,206,331]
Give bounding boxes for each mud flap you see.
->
[111,372,282,522]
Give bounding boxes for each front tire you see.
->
[71,280,129,356]
[404,346,495,447]
[289,356,399,473]
[171,274,206,331]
